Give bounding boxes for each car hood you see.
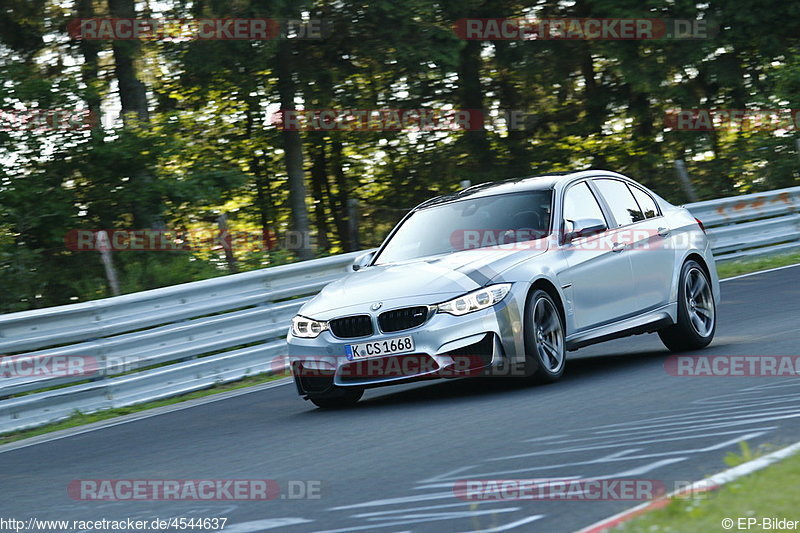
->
[300,241,548,319]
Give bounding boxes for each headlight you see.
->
[437,283,512,316]
[291,315,328,338]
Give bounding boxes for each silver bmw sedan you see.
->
[287,170,719,407]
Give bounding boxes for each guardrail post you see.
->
[97,231,121,296]
[217,213,239,273]
[674,159,699,202]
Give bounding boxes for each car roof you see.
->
[414,169,625,210]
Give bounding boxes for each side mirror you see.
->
[564,218,607,243]
[352,251,376,271]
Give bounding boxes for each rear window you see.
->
[629,185,660,219]
[593,179,645,226]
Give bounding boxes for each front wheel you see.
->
[522,289,566,383]
[658,260,716,352]
[307,387,364,409]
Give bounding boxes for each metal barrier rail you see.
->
[1,187,799,434]
[688,186,800,262]
[0,251,364,433]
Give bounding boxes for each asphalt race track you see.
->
[2,266,800,533]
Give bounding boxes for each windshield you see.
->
[373,190,553,265]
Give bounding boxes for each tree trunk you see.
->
[76,0,102,134]
[107,0,162,230]
[492,40,529,174]
[108,0,149,123]
[329,140,352,251]
[275,38,313,260]
[244,96,274,250]
[309,135,331,251]
[457,40,493,179]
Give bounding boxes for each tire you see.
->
[308,387,364,409]
[658,260,716,352]
[522,289,566,383]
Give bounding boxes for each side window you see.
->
[563,182,606,227]
[629,185,660,219]
[593,179,644,226]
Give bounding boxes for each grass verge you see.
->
[619,445,800,532]
[2,251,800,446]
[715,251,800,279]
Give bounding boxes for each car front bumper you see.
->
[286,285,529,394]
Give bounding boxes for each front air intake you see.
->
[329,315,373,338]
[378,306,430,333]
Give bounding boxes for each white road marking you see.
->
[692,389,800,407]
[352,502,508,518]
[223,518,313,532]
[520,434,567,442]
[591,457,687,478]
[737,379,800,392]
[583,412,800,440]
[419,465,478,484]
[565,432,770,464]
[328,491,458,511]
[606,397,800,424]
[492,429,772,460]
[314,508,521,533]
[418,454,688,486]
[415,457,682,498]
[582,391,800,431]
[590,413,800,441]
[364,510,517,521]
[416,476,582,491]
[521,415,789,446]
[588,405,800,434]
[455,514,543,533]
[416,451,637,488]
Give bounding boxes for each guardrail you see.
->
[687,186,800,262]
[1,186,799,434]
[0,251,364,433]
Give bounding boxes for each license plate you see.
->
[345,336,415,360]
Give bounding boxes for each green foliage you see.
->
[724,441,756,467]
[621,444,800,532]
[1,0,799,313]
[724,441,780,467]
[115,254,224,294]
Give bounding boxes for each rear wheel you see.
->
[307,387,364,409]
[658,260,716,351]
[523,289,566,383]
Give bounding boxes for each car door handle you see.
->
[612,241,625,253]
[657,227,671,237]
